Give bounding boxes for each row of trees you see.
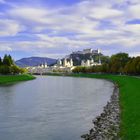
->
[0,55,26,75]
[72,53,140,75]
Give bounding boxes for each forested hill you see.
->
[16,57,57,67]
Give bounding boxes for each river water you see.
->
[0,76,114,140]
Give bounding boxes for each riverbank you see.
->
[69,74,140,140]
[0,74,35,85]
[81,83,120,140]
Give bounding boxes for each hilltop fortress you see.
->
[72,48,101,55]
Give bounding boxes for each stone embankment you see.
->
[81,84,120,140]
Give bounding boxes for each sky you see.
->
[0,0,140,60]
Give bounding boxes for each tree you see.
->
[100,56,110,64]
[11,65,27,74]
[109,53,130,73]
[11,65,20,74]
[101,63,109,73]
[0,65,11,74]
[8,55,14,65]
[0,57,2,66]
[3,54,11,66]
[0,54,26,75]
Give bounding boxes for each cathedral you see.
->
[57,58,73,68]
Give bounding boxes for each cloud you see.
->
[8,6,99,34]
[124,24,140,34]
[128,4,140,19]
[0,45,12,51]
[88,8,123,19]
[0,19,25,36]
[9,7,50,24]
[0,0,140,58]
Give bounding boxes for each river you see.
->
[0,76,114,140]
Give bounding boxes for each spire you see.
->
[70,58,73,67]
[99,55,101,65]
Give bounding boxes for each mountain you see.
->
[15,57,57,67]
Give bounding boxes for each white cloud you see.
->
[128,4,140,19]
[124,24,140,34]
[0,0,140,57]
[88,7,123,19]
[8,6,100,34]
[0,45,12,51]
[0,19,24,36]
[9,7,50,24]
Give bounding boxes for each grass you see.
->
[0,74,36,85]
[66,73,140,140]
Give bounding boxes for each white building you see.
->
[92,49,101,54]
[40,62,47,68]
[72,48,101,55]
[63,58,67,67]
[63,58,73,67]
[83,48,93,54]
[86,60,90,67]
[81,58,102,67]
[57,59,62,66]
[70,58,73,67]
[44,62,48,68]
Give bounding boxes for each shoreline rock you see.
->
[81,84,120,140]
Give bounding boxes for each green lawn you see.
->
[0,74,35,84]
[69,74,140,140]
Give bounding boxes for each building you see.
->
[72,48,101,55]
[44,62,48,68]
[70,58,73,67]
[83,48,93,54]
[63,58,73,67]
[81,58,102,67]
[40,62,47,68]
[92,49,101,54]
[57,59,62,66]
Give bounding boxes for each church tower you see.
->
[70,58,73,67]
[63,58,67,67]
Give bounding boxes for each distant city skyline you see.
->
[0,0,140,60]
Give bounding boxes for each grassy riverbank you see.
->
[69,73,140,140]
[0,74,35,85]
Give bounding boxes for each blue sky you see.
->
[0,0,140,60]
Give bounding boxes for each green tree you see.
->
[100,55,110,64]
[110,53,130,73]
[8,55,14,65]
[0,54,26,75]
[0,57,2,66]
[3,54,11,66]
[0,65,11,74]
[101,63,109,73]
[11,65,20,74]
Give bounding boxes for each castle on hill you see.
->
[72,48,101,55]
[55,48,102,67]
